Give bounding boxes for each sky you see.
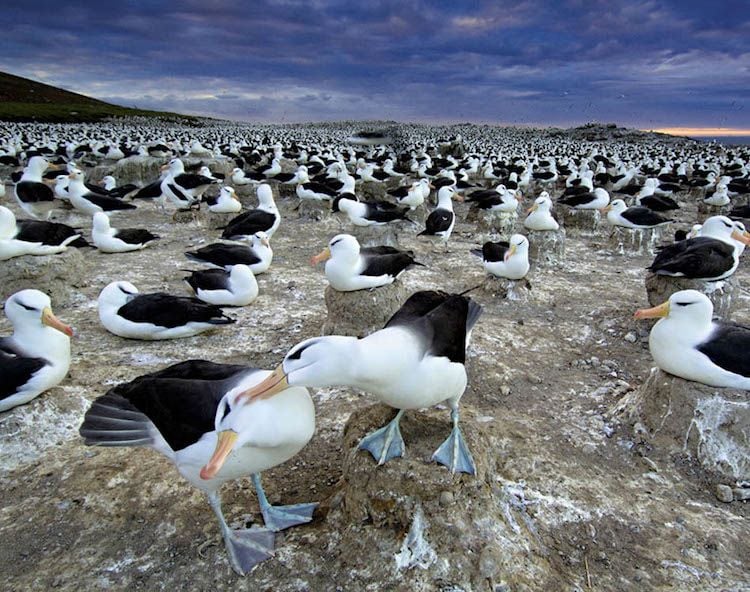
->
[1,0,749,132]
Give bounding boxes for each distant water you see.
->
[693,136,750,146]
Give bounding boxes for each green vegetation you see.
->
[0,71,202,123]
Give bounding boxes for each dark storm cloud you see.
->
[0,0,747,127]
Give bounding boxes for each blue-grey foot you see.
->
[260,502,318,532]
[207,491,275,575]
[252,473,317,532]
[358,409,406,465]
[222,528,275,575]
[431,409,476,475]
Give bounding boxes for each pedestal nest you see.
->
[526,228,566,267]
[607,226,667,255]
[109,156,166,186]
[171,207,209,225]
[321,283,408,337]
[206,211,239,231]
[697,201,732,218]
[357,181,389,202]
[296,199,333,222]
[348,224,403,248]
[318,404,555,591]
[610,368,750,485]
[558,208,602,234]
[479,276,533,302]
[644,273,740,320]
[1,249,86,306]
[467,209,518,236]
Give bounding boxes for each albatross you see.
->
[232,290,482,474]
[79,360,316,575]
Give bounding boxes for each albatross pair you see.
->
[79,290,481,576]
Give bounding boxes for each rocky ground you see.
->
[1,159,749,592]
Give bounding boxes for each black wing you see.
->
[481,241,510,263]
[114,228,159,245]
[0,350,47,402]
[174,174,218,190]
[16,181,54,204]
[80,360,256,451]
[388,186,410,198]
[557,192,596,207]
[185,244,260,267]
[360,251,417,277]
[221,210,276,238]
[421,209,453,234]
[639,195,679,211]
[185,269,231,292]
[84,192,137,211]
[697,323,750,378]
[132,181,163,200]
[118,293,234,327]
[621,207,671,227]
[385,291,482,364]
[648,237,734,278]
[16,219,88,247]
[363,205,410,223]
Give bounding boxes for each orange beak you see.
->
[311,247,331,266]
[600,205,612,214]
[526,204,538,215]
[234,366,288,404]
[42,307,74,337]
[200,430,238,480]
[634,300,669,320]
[504,244,517,262]
[731,229,750,245]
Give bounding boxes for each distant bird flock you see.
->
[1,118,750,575]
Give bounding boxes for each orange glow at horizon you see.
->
[648,127,750,137]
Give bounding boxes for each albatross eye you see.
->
[17,301,38,311]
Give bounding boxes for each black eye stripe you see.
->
[288,341,315,360]
[118,285,135,295]
[330,238,343,247]
[17,301,37,311]
[675,302,692,307]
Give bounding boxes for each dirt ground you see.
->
[1,157,749,591]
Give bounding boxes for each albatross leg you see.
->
[358,409,406,465]
[207,491,274,575]
[251,473,318,532]
[432,405,476,475]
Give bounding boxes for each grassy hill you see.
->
[0,71,200,123]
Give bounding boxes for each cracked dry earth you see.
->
[1,181,749,592]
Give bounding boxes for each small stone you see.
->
[500,385,511,397]
[582,442,597,455]
[589,356,601,368]
[624,332,637,343]
[715,484,734,503]
[439,491,455,506]
[478,544,502,579]
[732,487,750,501]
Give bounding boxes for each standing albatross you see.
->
[79,359,316,575]
[233,290,482,474]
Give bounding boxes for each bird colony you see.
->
[1,119,749,590]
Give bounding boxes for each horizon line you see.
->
[649,127,750,137]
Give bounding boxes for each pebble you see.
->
[478,544,502,579]
[715,484,734,503]
[500,385,511,397]
[439,491,455,506]
[732,488,750,501]
[624,332,637,343]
